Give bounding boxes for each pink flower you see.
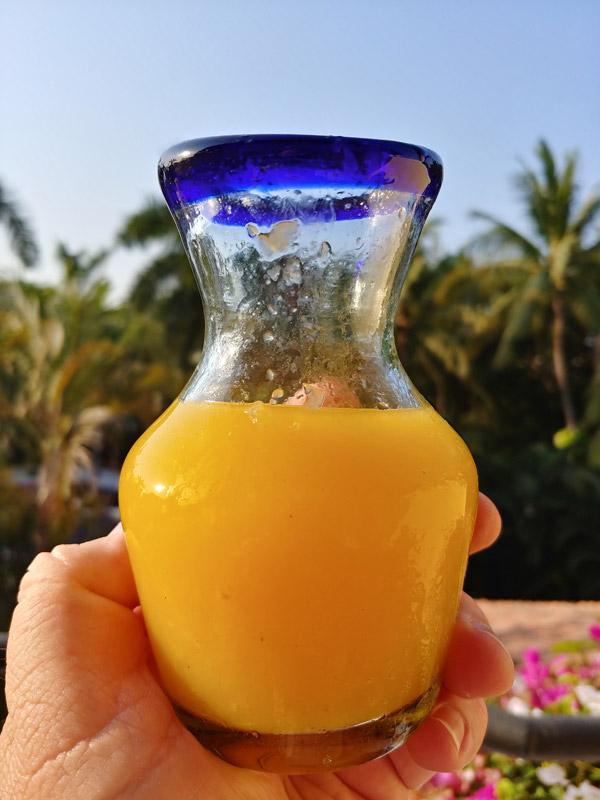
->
[589,624,600,643]
[538,684,570,707]
[519,648,550,692]
[467,785,498,800]
[483,768,502,785]
[577,667,598,681]
[430,772,462,791]
[549,655,570,675]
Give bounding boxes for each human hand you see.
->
[0,493,513,799]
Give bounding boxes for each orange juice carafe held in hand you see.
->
[119,135,478,774]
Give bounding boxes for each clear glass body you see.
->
[119,136,478,773]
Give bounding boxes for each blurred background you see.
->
[1,0,600,631]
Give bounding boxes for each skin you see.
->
[0,493,513,799]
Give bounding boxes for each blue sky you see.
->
[1,0,599,297]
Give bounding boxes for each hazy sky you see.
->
[1,0,599,298]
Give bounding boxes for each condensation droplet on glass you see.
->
[322,755,333,767]
[262,330,275,344]
[319,241,332,257]
[266,264,281,281]
[271,387,284,400]
[267,303,278,316]
[246,223,259,238]
[257,219,299,255]
[282,256,302,286]
[265,368,276,381]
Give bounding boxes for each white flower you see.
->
[506,697,531,716]
[574,684,600,709]
[460,768,475,784]
[536,763,568,786]
[564,781,600,800]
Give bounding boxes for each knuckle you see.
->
[16,548,76,604]
[50,543,79,564]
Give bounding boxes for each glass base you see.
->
[176,682,439,774]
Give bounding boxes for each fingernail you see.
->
[430,703,466,755]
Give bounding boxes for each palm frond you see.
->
[48,339,118,411]
[513,164,549,240]
[128,250,189,308]
[571,241,600,273]
[422,332,471,380]
[555,152,577,236]
[468,212,542,260]
[56,244,109,289]
[568,279,600,335]
[494,269,551,367]
[570,195,600,237]
[117,198,177,247]
[0,183,39,267]
[537,139,559,195]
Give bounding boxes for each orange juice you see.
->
[119,400,477,735]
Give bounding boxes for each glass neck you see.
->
[172,188,432,408]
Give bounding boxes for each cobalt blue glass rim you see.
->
[158,134,443,215]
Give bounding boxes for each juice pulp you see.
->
[119,401,477,735]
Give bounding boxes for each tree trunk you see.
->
[551,291,578,429]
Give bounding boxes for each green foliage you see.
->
[117,199,204,369]
[465,444,600,600]
[0,244,183,553]
[551,639,597,654]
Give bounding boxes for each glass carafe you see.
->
[119,135,478,774]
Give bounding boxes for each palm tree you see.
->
[470,140,600,433]
[0,181,39,267]
[117,199,204,369]
[0,274,118,546]
[396,222,527,421]
[0,246,181,548]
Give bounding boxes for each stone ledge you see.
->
[477,600,600,658]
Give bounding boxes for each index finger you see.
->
[19,524,138,609]
[469,493,502,555]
